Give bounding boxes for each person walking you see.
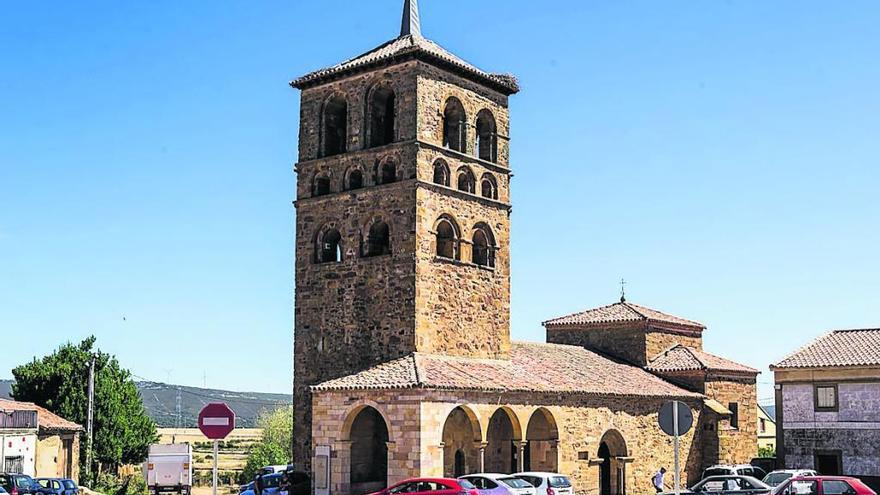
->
[653,467,667,493]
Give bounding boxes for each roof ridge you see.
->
[411,353,423,386]
[621,301,650,320]
[542,301,632,325]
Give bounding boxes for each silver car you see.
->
[513,473,573,495]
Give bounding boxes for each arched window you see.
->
[368,84,396,148]
[346,168,364,191]
[313,174,331,196]
[472,224,496,268]
[443,98,467,152]
[376,158,397,185]
[457,167,476,194]
[435,216,460,260]
[316,228,342,264]
[476,109,498,163]
[433,159,450,186]
[322,95,347,157]
[480,174,498,200]
[364,221,391,257]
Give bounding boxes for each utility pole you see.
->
[86,354,96,481]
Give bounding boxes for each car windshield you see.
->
[62,481,76,489]
[15,479,32,489]
[549,477,571,489]
[764,474,793,486]
[458,480,476,490]
[500,478,532,489]
[704,469,731,478]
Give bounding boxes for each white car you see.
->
[460,474,537,495]
[702,465,768,481]
[513,473,573,495]
[762,470,818,487]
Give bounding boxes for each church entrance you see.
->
[348,407,389,495]
[525,408,559,472]
[486,408,521,473]
[598,430,628,495]
[442,406,481,477]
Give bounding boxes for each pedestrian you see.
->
[653,467,667,493]
[254,473,264,495]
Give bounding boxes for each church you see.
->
[289,2,758,495]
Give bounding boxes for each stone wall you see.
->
[546,324,704,367]
[705,377,758,464]
[784,428,880,476]
[646,331,703,358]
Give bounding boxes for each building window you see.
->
[376,158,398,185]
[313,175,331,196]
[457,167,476,194]
[433,159,450,186]
[364,221,391,257]
[346,169,364,190]
[476,109,498,163]
[728,402,739,429]
[316,229,342,263]
[480,173,498,200]
[435,216,460,260]
[759,418,766,434]
[321,95,348,157]
[367,84,396,148]
[443,97,467,152]
[815,384,838,411]
[472,224,496,268]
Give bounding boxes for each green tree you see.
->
[239,406,293,483]
[12,336,157,483]
[757,445,777,458]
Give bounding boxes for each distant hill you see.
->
[0,379,290,428]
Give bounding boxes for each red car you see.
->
[370,478,480,495]
[775,477,875,495]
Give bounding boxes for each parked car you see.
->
[241,473,285,495]
[513,473,573,495]
[369,478,480,495]
[260,466,289,476]
[703,466,769,481]
[59,480,77,495]
[751,459,780,475]
[0,474,39,495]
[34,479,65,495]
[773,477,876,495]
[662,475,771,495]
[1,485,8,494]
[763,471,818,488]
[460,474,536,495]
[280,469,310,495]
[238,482,254,495]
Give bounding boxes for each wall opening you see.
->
[443,97,467,152]
[322,95,347,157]
[472,224,496,268]
[598,429,628,495]
[316,228,342,264]
[480,174,498,200]
[485,408,520,474]
[368,85,396,148]
[525,408,558,472]
[457,167,476,194]
[349,407,389,495]
[313,175,331,197]
[347,169,364,190]
[364,221,391,257]
[442,406,481,478]
[433,159,450,186]
[476,109,498,163]
[435,216,459,260]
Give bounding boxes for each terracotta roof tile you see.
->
[314,341,701,398]
[290,34,519,94]
[543,301,705,329]
[0,399,83,433]
[772,328,880,369]
[647,345,758,375]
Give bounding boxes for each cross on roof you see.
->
[401,0,422,38]
[620,278,627,303]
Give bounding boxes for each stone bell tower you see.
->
[290,0,519,465]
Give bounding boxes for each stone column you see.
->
[477,442,488,473]
[518,441,528,472]
[332,440,353,495]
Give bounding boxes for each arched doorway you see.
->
[442,406,481,477]
[525,408,559,472]
[348,407,389,495]
[485,408,522,474]
[598,430,628,495]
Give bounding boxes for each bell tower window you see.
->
[480,174,498,200]
[443,97,467,153]
[435,216,460,260]
[476,109,498,163]
[377,158,398,185]
[368,84,396,148]
[364,221,391,257]
[433,159,450,186]
[313,174,331,196]
[472,224,496,268]
[457,167,476,194]
[321,95,348,157]
[316,228,343,264]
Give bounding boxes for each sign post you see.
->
[659,401,693,495]
[198,403,236,495]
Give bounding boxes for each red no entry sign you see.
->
[198,402,236,440]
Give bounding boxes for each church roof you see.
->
[543,301,706,330]
[772,328,880,369]
[290,0,519,94]
[647,345,758,375]
[312,341,701,398]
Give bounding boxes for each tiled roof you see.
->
[772,328,880,369]
[290,34,519,95]
[647,345,758,375]
[543,301,705,329]
[0,399,84,433]
[313,341,701,398]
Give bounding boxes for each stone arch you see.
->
[442,405,482,478]
[443,97,467,152]
[375,155,399,185]
[361,217,391,258]
[457,166,476,194]
[525,408,559,472]
[433,159,451,187]
[434,214,461,260]
[365,80,396,148]
[342,404,390,495]
[485,407,522,474]
[480,173,498,200]
[598,429,629,495]
[471,222,496,268]
[320,93,348,157]
[314,224,343,264]
[475,109,498,162]
[312,172,331,197]
[345,165,365,191]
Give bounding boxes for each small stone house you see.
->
[0,399,83,482]
[289,2,759,495]
[771,328,880,487]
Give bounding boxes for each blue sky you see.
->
[1,1,878,400]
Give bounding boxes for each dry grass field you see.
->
[157,428,264,486]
